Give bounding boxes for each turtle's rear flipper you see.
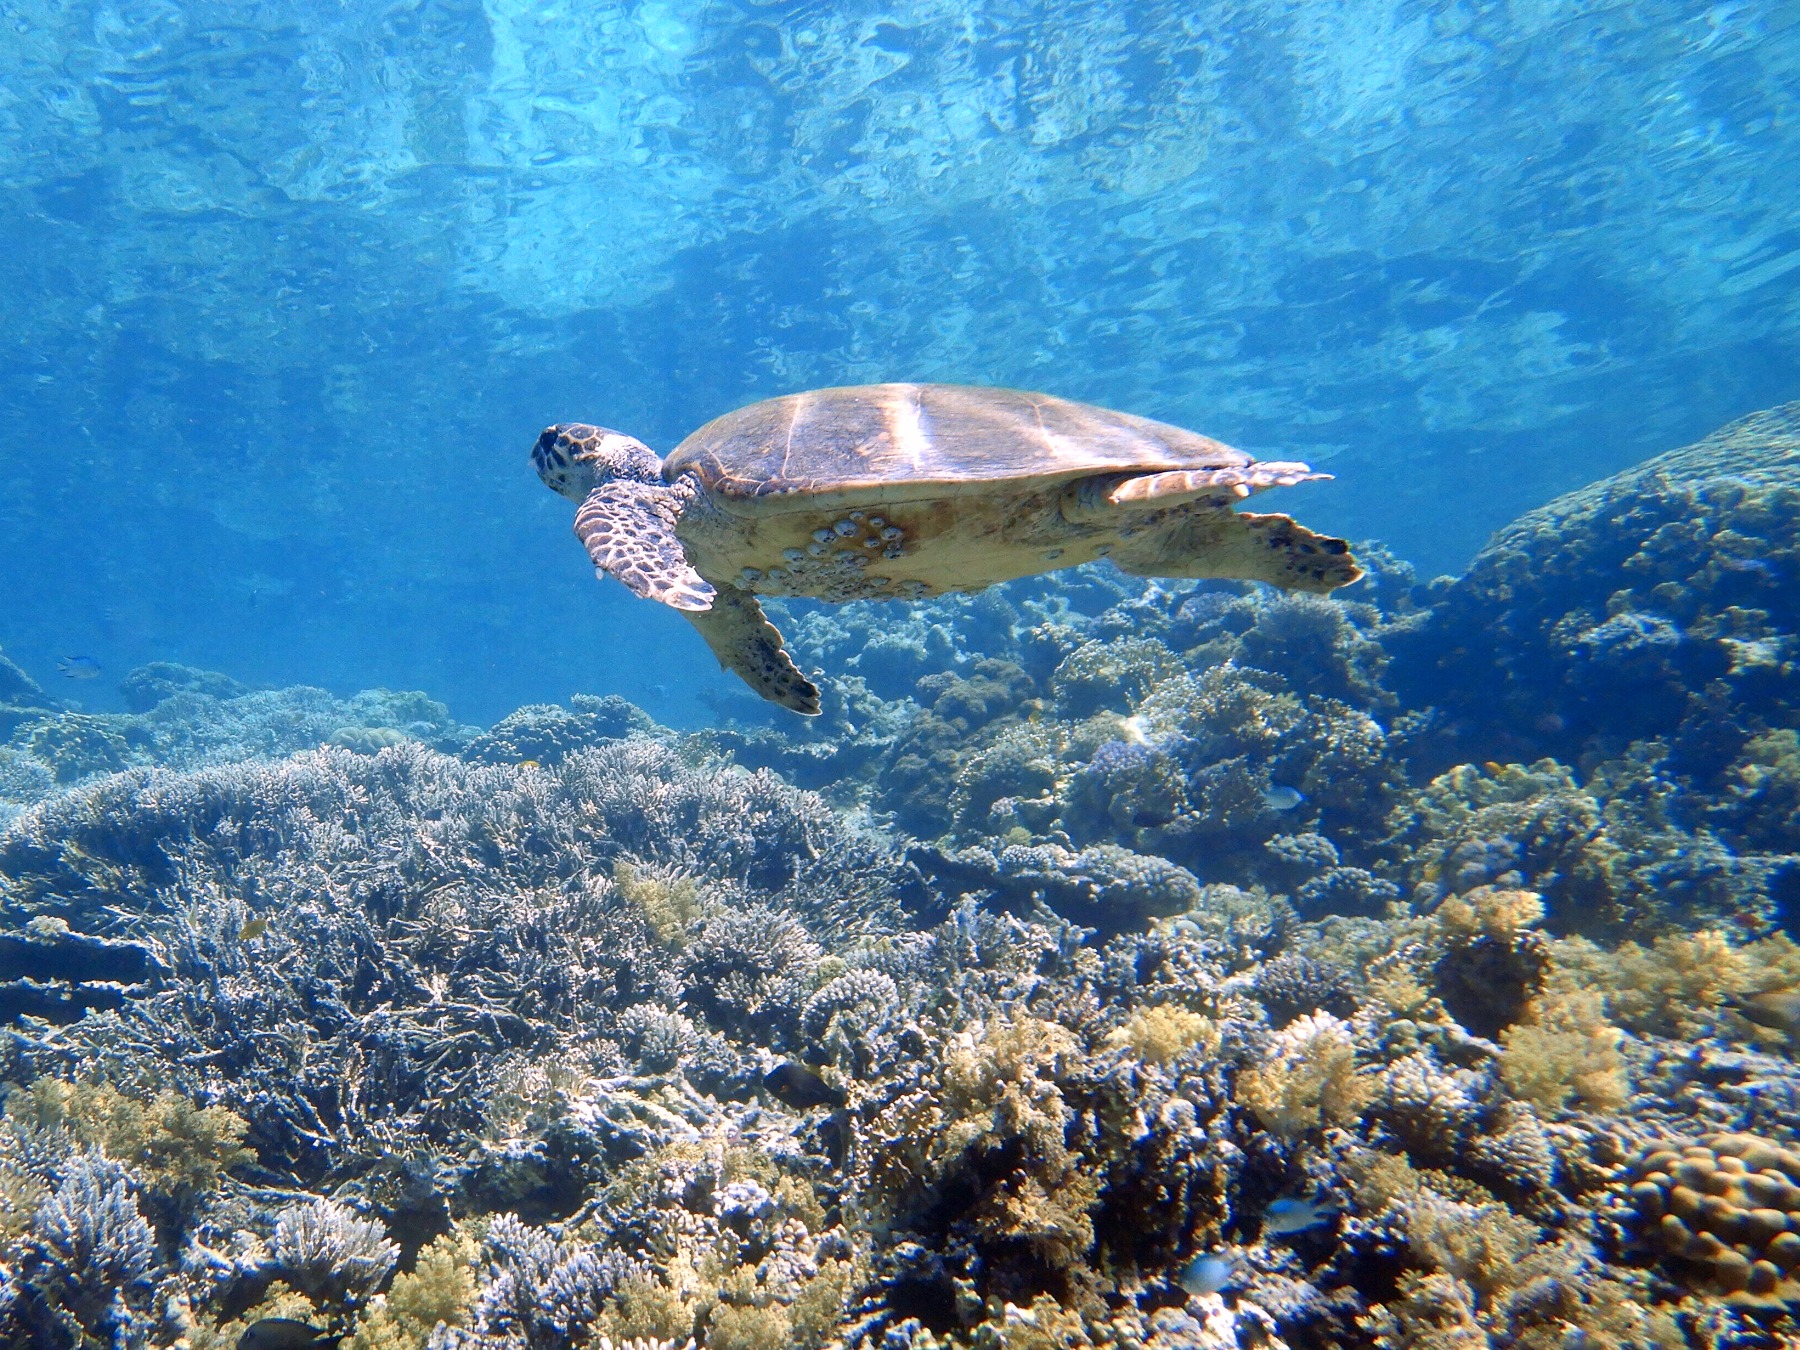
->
[1111,509,1362,594]
[1063,463,1329,522]
[686,585,821,715]
[1105,462,1327,508]
[576,482,716,611]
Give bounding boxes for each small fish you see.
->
[1483,760,1507,775]
[237,916,269,942]
[238,1319,336,1350]
[1261,785,1304,812]
[1178,1253,1234,1296]
[763,1062,846,1110]
[1726,989,1800,1043]
[1262,1195,1338,1236]
[57,656,101,680]
[518,758,541,769]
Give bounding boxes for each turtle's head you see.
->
[532,423,663,502]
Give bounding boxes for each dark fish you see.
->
[763,1062,846,1109]
[238,1319,335,1350]
[1726,990,1800,1044]
[57,656,101,679]
[816,1107,853,1167]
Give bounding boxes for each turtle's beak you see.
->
[532,424,599,502]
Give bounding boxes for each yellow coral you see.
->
[615,860,704,947]
[0,1165,47,1243]
[1553,930,1748,1039]
[995,1294,1093,1350]
[1435,886,1546,942]
[347,1231,478,1350]
[4,1078,251,1198]
[1104,1006,1218,1065]
[1237,1011,1371,1137]
[1499,982,1628,1113]
[604,1272,699,1345]
[191,1281,324,1350]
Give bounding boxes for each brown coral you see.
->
[1628,1133,1800,1300]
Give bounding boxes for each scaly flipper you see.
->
[574,482,716,611]
[1111,508,1362,593]
[1063,462,1330,522]
[684,584,821,715]
[1105,461,1327,508]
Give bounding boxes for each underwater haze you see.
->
[10,5,1800,1350]
[1,0,1797,716]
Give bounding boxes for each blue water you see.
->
[1,0,1797,723]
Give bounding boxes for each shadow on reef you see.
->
[5,405,1800,1347]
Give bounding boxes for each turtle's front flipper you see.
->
[1111,508,1362,594]
[685,584,821,715]
[575,482,716,611]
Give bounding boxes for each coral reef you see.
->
[463,695,656,766]
[1394,402,1800,763]
[0,661,480,799]
[3,406,1800,1346]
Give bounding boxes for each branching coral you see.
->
[270,1197,401,1309]
[15,1152,158,1347]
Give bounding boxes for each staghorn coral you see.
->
[0,739,899,1194]
[269,1196,401,1309]
[464,1212,647,1349]
[13,1151,158,1347]
[680,904,822,1041]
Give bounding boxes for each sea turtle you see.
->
[533,383,1360,714]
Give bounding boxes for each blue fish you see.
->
[1261,784,1304,812]
[56,656,101,680]
[1262,1195,1337,1236]
[1178,1253,1234,1296]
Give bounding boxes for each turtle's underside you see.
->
[534,383,1360,714]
